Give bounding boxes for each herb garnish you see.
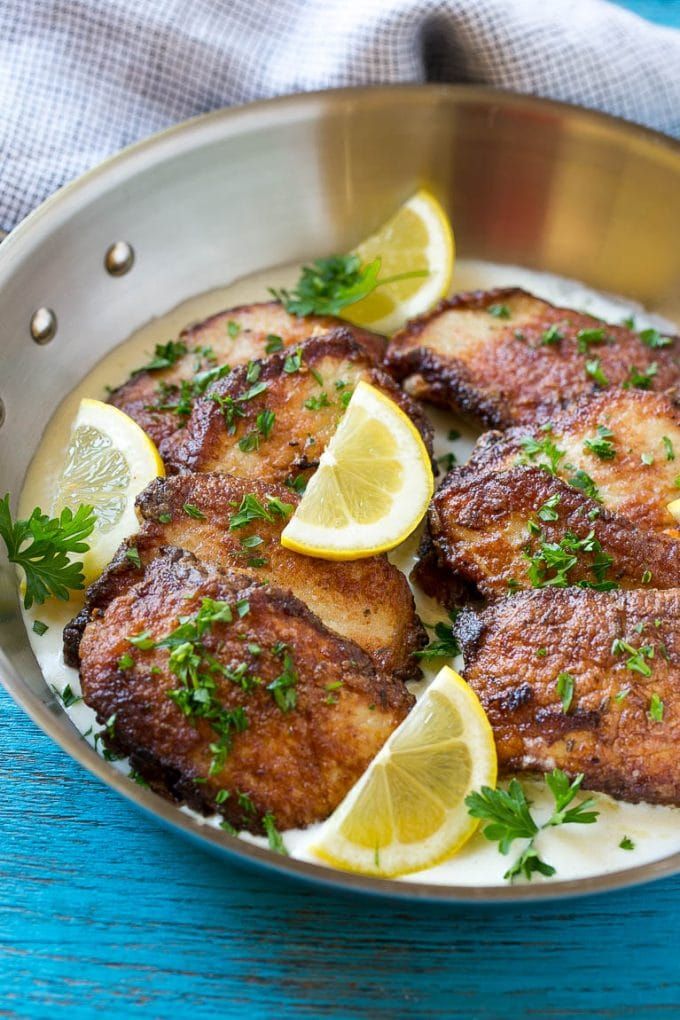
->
[576,327,607,353]
[488,304,511,319]
[135,340,187,373]
[518,434,565,475]
[611,638,654,677]
[267,651,298,712]
[639,328,672,349]
[466,770,599,882]
[540,324,563,346]
[415,613,460,660]
[556,672,575,713]
[662,436,675,462]
[183,503,206,520]
[32,619,48,636]
[585,357,609,387]
[229,494,293,530]
[619,836,635,850]
[584,425,616,460]
[262,813,288,854]
[0,495,96,608]
[265,334,284,353]
[270,254,427,317]
[649,693,664,723]
[624,363,658,390]
[524,529,617,591]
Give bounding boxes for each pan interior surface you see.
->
[1,85,679,903]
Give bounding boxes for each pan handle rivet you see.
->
[30,307,57,344]
[105,241,135,276]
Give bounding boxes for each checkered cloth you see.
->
[1,0,679,232]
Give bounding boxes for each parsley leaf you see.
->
[584,425,616,460]
[134,340,187,373]
[466,770,599,882]
[270,254,427,317]
[624,362,658,390]
[414,615,460,660]
[0,495,96,608]
[639,328,672,349]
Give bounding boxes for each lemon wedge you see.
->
[311,666,497,878]
[280,380,433,560]
[342,189,454,335]
[54,398,164,582]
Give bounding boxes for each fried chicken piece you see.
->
[385,288,679,428]
[63,474,426,680]
[109,302,386,448]
[75,548,414,832]
[457,587,680,805]
[423,464,680,605]
[467,389,680,535]
[161,329,433,482]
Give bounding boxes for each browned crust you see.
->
[160,328,434,479]
[385,288,679,428]
[427,463,680,599]
[64,473,426,680]
[465,388,680,535]
[410,526,481,610]
[108,302,386,448]
[457,587,680,805]
[77,548,414,831]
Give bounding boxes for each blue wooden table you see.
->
[3,4,680,1017]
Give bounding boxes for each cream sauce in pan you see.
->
[19,259,680,887]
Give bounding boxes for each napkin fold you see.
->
[1,0,678,231]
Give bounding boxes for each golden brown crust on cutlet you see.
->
[63,474,426,680]
[385,288,679,428]
[427,464,680,600]
[457,587,680,805]
[160,329,433,480]
[467,389,680,535]
[108,302,386,447]
[77,548,414,831]
[409,526,481,610]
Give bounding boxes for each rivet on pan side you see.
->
[105,241,135,276]
[30,307,57,344]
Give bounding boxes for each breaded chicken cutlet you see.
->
[457,587,680,805]
[161,328,433,482]
[72,548,414,832]
[386,288,679,428]
[64,474,426,680]
[466,389,680,535]
[416,463,680,605]
[108,302,385,448]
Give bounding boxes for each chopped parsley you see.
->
[466,769,598,883]
[585,357,609,387]
[304,391,332,411]
[540,324,563,346]
[662,436,675,462]
[134,340,187,373]
[262,812,288,855]
[576,327,607,353]
[32,619,48,636]
[611,638,654,677]
[227,320,241,339]
[283,349,303,374]
[488,303,511,319]
[556,672,575,713]
[270,254,426,317]
[619,836,635,851]
[569,469,601,503]
[437,452,457,472]
[415,615,460,660]
[229,494,293,530]
[624,362,658,390]
[265,334,284,353]
[584,425,615,460]
[0,495,96,609]
[649,693,664,723]
[641,452,654,467]
[267,651,298,712]
[537,493,561,522]
[54,682,82,708]
[524,529,617,591]
[182,503,206,520]
[117,652,134,670]
[518,434,565,475]
[639,328,672,349]
[125,546,142,568]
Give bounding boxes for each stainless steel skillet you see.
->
[1,84,679,903]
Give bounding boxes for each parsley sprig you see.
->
[270,254,427,317]
[0,495,96,608]
[466,770,599,882]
